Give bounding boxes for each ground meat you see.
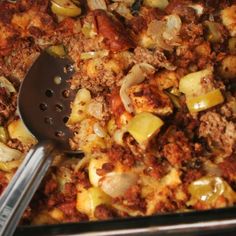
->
[143,154,169,180]
[165,0,198,23]
[0,88,16,125]
[46,193,64,208]
[128,16,147,34]
[1,39,39,80]
[57,201,88,223]
[134,47,175,70]
[181,169,203,185]
[76,171,91,189]
[7,138,31,153]
[94,204,117,220]
[96,162,114,176]
[63,183,77,201]
[180,23,203,42]
[220,96,236,120]
[139,6,165,24]
[119,184,146,212]
[199,111,236,157]
[43,178,58,195]
[219,155,236,183]
[175,45,196,68]
[124,135,144,159]
[108,145,136,168]
[71,56,124,93]
[162,131,192,167]
[0,171,8,195]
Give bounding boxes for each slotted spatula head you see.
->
[18,51,75,151]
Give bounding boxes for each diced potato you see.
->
[83,134,106,154]
[152,70,178,91]
[76,187,111,218]
[51,0,81,17]
[221,5,236,37]
[194,42,211,57]
[80,50,109,60]
[47,45,67,58]
[67,88,91,124]
[186,89,224,113]
[138,33,156,49]
[48,208,65,221]
[8,119,36,146]
[88,155,109,187]
[128,84,173,116]
[86,59,102,79]
[218,55,236,79]
[107,118,117,136]
[56,166,72,191]
[106,59,121,74]
[127,112,164,144]
[179,68,213,97]
[31,211,58,225]
[143,0,169,9]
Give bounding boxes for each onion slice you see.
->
[0,142,22,162]
[120,63,155,113]
[100,172,138,198]
[147,15,182,51]
[87,0,107,10]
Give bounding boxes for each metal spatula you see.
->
[0,51,80,236]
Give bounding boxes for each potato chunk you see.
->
[128,84,173,116]
[221,5,236,37]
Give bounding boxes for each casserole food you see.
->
[0,0,236,228]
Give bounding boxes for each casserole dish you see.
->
[0,0,236,235]
[15,206,236,235]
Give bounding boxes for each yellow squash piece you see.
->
[47,45,67,58]
[76,187,111,218]
[179,68,213,97]
[143,0,169,9]
[51,0,81,17]
[186,89,224,113]
[188,176,236,206]
[127,112,164,144]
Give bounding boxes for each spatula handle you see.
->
[0,141,55,236]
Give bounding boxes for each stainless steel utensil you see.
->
[0,51,79,236]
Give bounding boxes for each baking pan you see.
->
[15,206,236,236]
